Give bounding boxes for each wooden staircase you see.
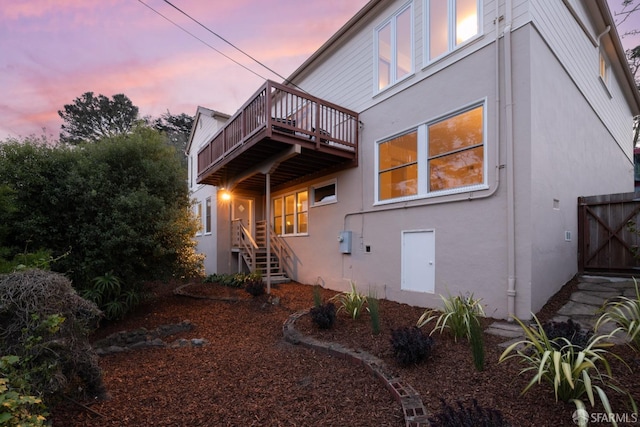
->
[232,220,292,284]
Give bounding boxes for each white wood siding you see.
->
[294,0,500,115]
[529,0,634,159]
[188,113,228,192]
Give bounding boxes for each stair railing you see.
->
[232,219,259,271]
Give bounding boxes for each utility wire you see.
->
[161,0,306,92]
[138,0,268,81]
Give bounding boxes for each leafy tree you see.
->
[58,92,139,144]
[151,111,194,152]
[148,111,194,169]
[0,128,203,318]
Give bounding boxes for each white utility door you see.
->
[232,198,254,236]
[401,230,435,293]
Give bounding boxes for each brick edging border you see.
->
[282,310,431,427]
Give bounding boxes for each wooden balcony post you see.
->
[314,101,320,150]
[265,172,271,294]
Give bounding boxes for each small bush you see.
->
[204,273,247,288]
[310,302,337,329]
[81,272,141,321]
[390,326,435,366]
[429,398,511,427]
[542,319,592,350]
[244,272,264,297]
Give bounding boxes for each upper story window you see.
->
[426,0,480,62]
[599,49,610,87]
[376,103,486,203]
[273,190,308,236]
[376,2,413,92]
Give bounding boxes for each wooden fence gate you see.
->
[578,192,640,273]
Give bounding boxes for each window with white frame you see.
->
[426,0,480,62]
[195,202,203,235]
[311,181,337,206]
[378,131,418,200]
[272,190,308,235]
[376,2,413,92]
[376,103,485,202]
[204,197,212,234]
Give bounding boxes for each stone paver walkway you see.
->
[487,275,638,347]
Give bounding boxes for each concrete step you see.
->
[486,321,524,338]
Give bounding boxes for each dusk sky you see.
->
[0,0,638,141]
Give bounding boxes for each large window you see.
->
[426,0,479,61]
[376,3,413,91]
[272,190,308,235]
[377,103,485,202]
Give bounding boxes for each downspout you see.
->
[504,0,517,320]
[596,26,610,47]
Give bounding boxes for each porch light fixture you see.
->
[220,189,231,201]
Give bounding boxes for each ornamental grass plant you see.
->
[595,278,640,352]
[331,281,367,320]
[499,314,636,426]
[417,292,485,341]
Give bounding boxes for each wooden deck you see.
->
[197,80,359,192]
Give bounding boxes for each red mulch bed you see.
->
[51,279,640,426]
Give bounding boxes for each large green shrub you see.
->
[0,130,203,317]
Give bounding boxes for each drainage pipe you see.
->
[504,0,517,320]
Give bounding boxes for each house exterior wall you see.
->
[267,0,635,319]
[189,0,638,319]
[277,35,517,317]
[526,24,634,313]
[188,110,229,275]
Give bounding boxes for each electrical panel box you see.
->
[338,230,352,254]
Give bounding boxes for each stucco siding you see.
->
[188,111,230,275]
[192,186,218,274]
[527,25,634,312]
[279,42,518,318]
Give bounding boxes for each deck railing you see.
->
[197,80,359,180]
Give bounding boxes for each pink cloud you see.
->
[0,0,371,140]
